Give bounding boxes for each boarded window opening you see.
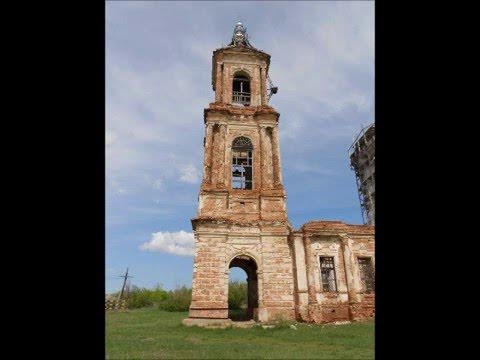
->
[320,257,337,292]
[358,257,375,293]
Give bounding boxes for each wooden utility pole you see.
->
[117,267,133,301]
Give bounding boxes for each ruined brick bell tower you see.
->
[183,22,295,326]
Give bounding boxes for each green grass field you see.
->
[106,308,374,359]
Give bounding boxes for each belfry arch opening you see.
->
[232,71,251,106]
[228,255,258,321]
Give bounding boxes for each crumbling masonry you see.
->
[183,23,374,326]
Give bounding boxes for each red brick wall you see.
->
[293,221,375,323]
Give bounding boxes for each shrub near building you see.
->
[111,283,248,312]
[228,281,247,310]
[112,285,168,309]
[158,286,192,312]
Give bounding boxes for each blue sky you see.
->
[106,1,374,293]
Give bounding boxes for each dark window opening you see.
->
[232,137,253,190]
[232,75,251,106]
[320,257,337,292]
[358,257,375,293]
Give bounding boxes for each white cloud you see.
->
[179,164,199,184]
[139,230,194,256]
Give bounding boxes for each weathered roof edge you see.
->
[294,220,375,235]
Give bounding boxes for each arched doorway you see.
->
[228,255,258,321]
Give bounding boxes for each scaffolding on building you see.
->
[348,123,375,225]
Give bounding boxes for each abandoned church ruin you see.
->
[183,22,374,326]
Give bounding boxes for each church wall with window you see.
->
[290,221,375,323]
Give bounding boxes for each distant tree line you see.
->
[109,281,247,311]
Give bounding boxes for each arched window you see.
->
[232,73,251,106]
[232,137,253,189]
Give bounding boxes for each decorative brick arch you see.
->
[226,251,259,267]
[230,67,252,79]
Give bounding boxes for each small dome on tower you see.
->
[230,21,253,48]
